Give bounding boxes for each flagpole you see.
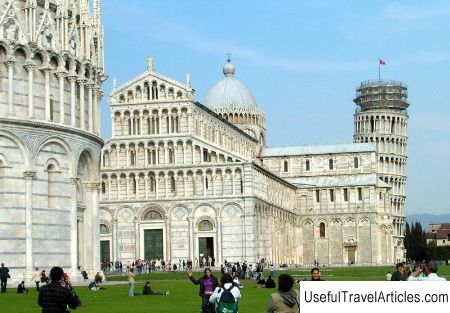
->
[378,59,381,81]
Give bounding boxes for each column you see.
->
[231,174,235,195]
[139,113,143,135]
[93,88,99,134]
[24,171,36,276]
[158,112,162,134]
[44,68,51,120]
[166,219,171,262]
[69,178,79,273]
[90,183,101,271]
[216,216,222,265]
[57,71,66,124]
[107,178,111,200]
[144,146,148,167]
[116,149,120,168]
[164,145,168,165]
[168,114,172,133]
[187,111,192,133]
[183,175,187,198]
[126,148,130,167]
[202,174,206,196]
[25,63,36,119]
[188,218,194,261]
[144,176,149,199]
[6,60,15,116]
[164,174,168,198]
[183,144,187,164]
[112,219,118,261]
[87,83,94,132]
[78,79,86,129]
[125,176,130,199]
[68,75,77,126]
[155,177,159,198]
[212,174,216,196]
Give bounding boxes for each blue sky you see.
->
[100,0,450,215]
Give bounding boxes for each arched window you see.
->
[170,176,175,192]
[144,210,163,220]
[198,220,213,231]
[101,182,106,194]
[100,224,110,234]
[283,160,288,172]
[47,164,59,209]
[354,157,359,169]
[319,222,326,238]
[130,151,135,166]
[329,158,333,170]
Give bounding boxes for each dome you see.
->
[205,58,258,110]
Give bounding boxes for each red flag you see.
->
[379,59,386,65]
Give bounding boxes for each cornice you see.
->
[0,117,104,147]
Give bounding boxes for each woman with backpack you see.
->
[209,273,241,313]
[189,268,219,313]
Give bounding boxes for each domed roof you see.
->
[205,58,258,110]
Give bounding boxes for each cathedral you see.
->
[98,56,408,267]
[0,0,408,284]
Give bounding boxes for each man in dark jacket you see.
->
[188,268,218,313]
[38,267,78,313]
[0,263,10,292]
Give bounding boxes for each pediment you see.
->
[111,70,192,98]
[0,1,29,43]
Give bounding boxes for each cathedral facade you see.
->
[99,57,408,266]
[0,0,105,282]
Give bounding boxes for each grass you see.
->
[2,266,449,313]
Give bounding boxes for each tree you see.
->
[405,222,427,261]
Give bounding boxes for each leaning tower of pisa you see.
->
[353,79,409,261]
[0,0,106,282]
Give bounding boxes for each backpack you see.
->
[216,285,238,313]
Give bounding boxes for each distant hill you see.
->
[406,214,450,229]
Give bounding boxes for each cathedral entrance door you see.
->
[144,229,163,260]
[100,240,110,261]
[198,237,214,260]
[347,247,356,264]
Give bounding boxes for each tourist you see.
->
[142,281,169,295]
[265,276,276,288]
[266,273,299,313]
[188,268,218,313]
[40,270,49,284]
[17,281,28,294]
[310,267,323,281]
[32,267,41,291]
[128,268,135,297]
[385,271,392,281]
[256,273,266,288]
[38,266,78,313]
[209,273,241,311]
[408,260,446,281]
[0,263,10,293]
[391,262,407,281]
[88,281,99,291]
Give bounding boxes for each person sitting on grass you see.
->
[17,281,28,294]
[142,281,169,295]
[88,281,99,291]
[256,273,266,288]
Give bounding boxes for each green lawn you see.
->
[2,266,449,313]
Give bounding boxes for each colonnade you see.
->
[100,167,244,201]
